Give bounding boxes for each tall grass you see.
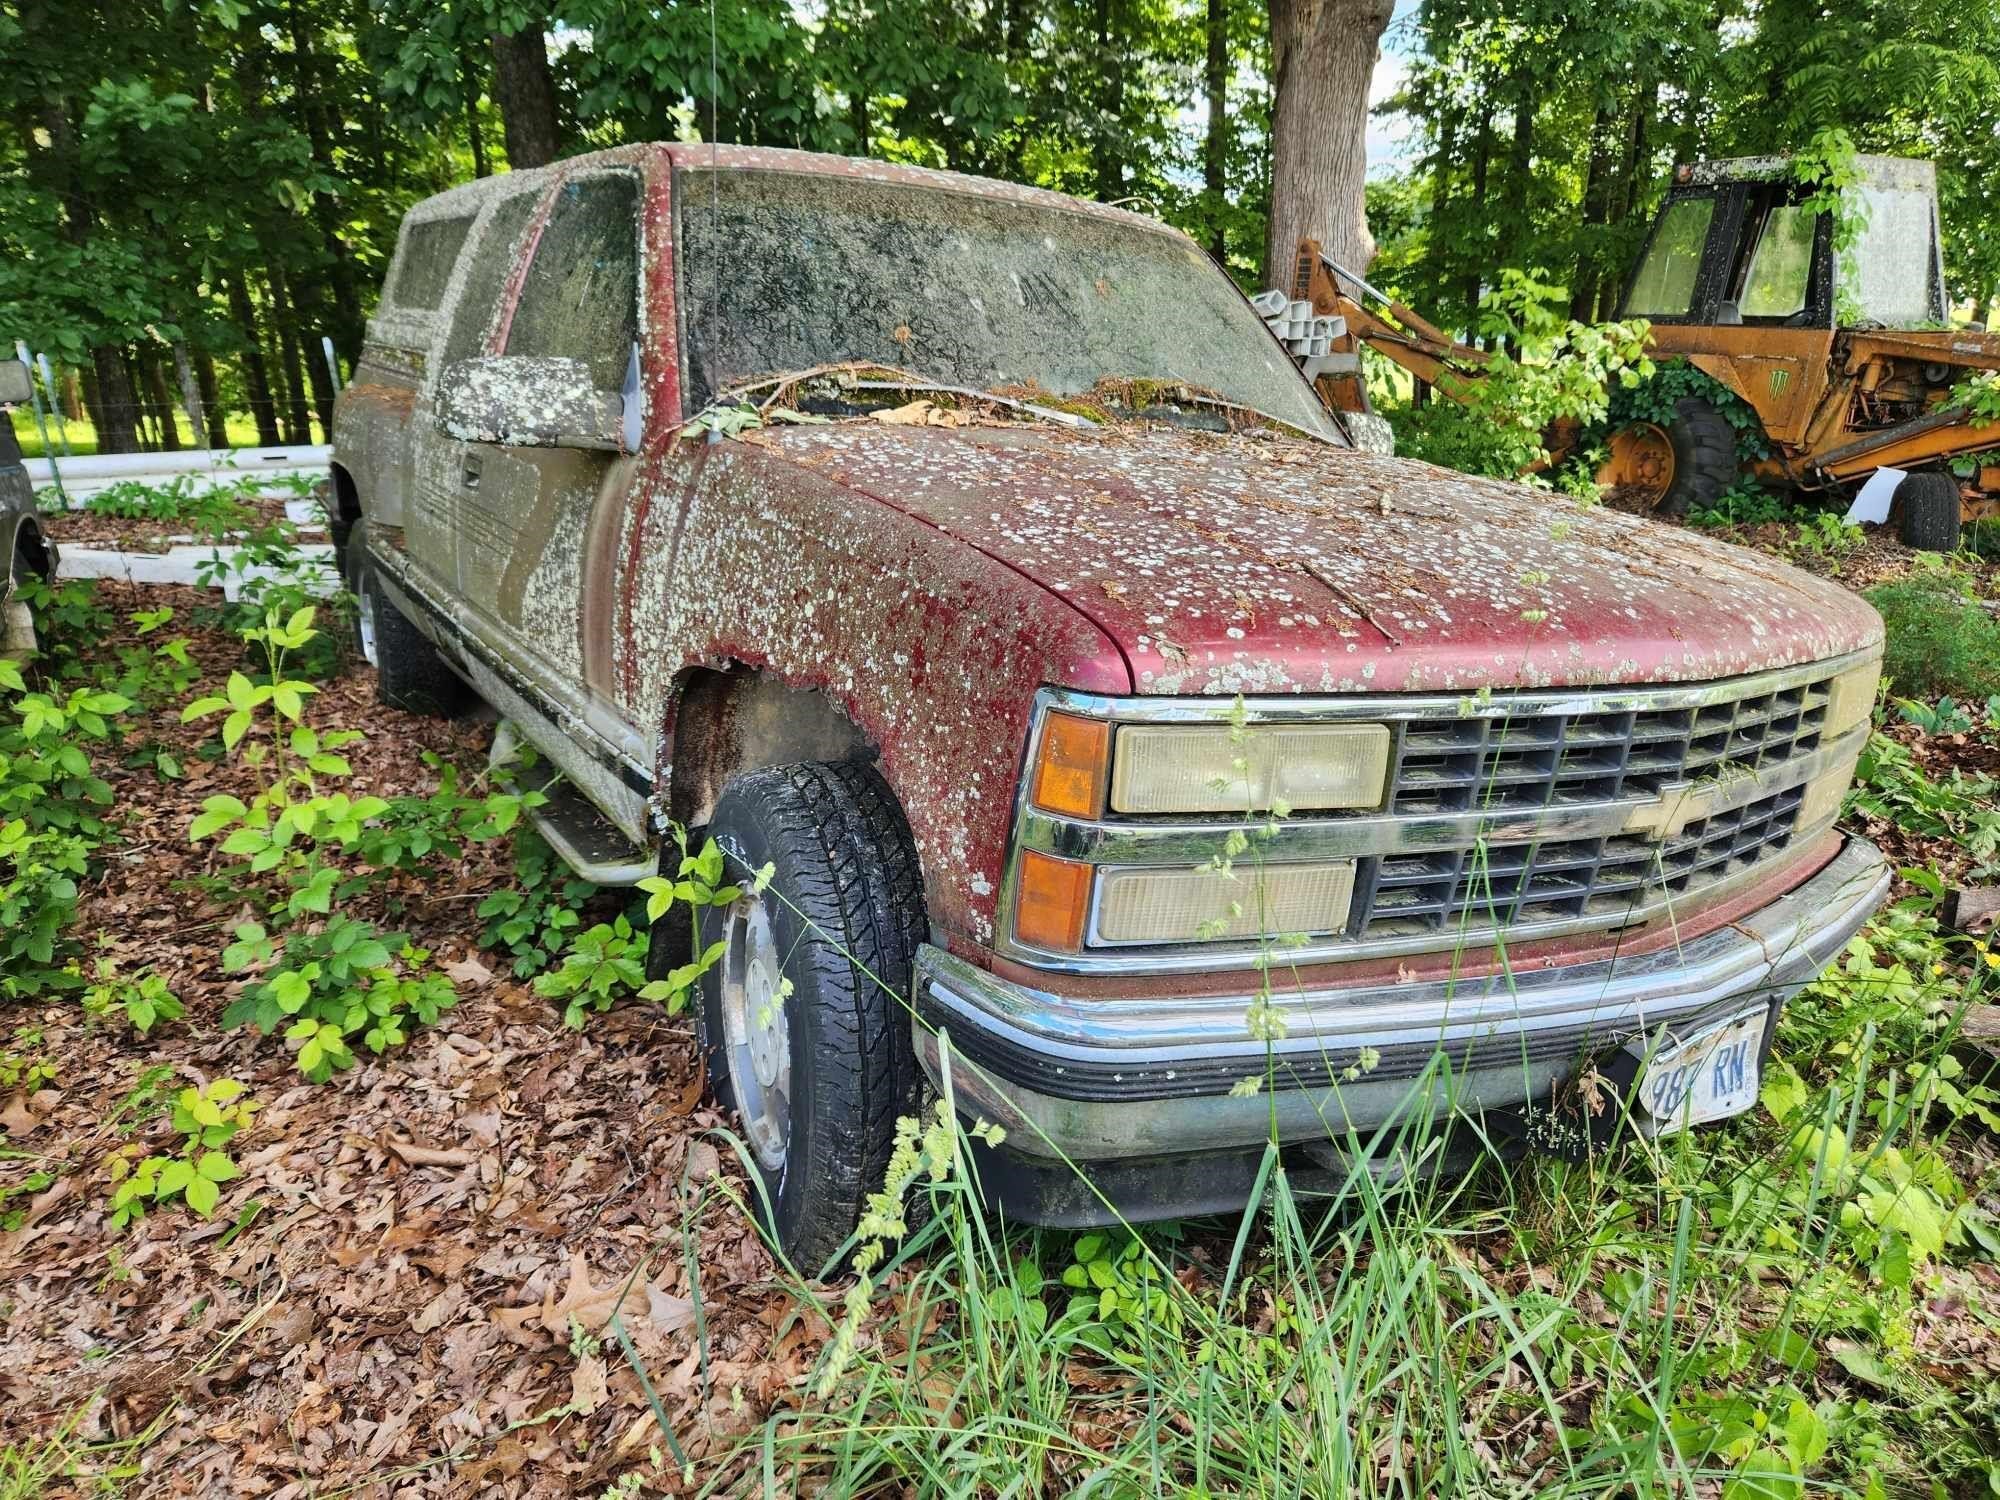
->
[664,887,1995,1496]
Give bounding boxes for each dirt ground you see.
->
[44,497,303,553]
[0,586,815,1497]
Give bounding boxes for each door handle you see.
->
[462,456,482,489]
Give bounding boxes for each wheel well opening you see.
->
[12,520,51,582]
[329,463,362,524]
[668,669,874,830]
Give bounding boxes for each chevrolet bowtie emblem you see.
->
[1623,782,1719,843]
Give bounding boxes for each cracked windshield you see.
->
[675,166,1341,439]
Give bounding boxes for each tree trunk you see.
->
[227,276,282,447]
[144,356,183,451]
[1204,0,1229,261]
[1604,81,1657,319]
[267,270,314,445]
[1264,0,1394,285]
[463,51,490,177]
[86,346,141,454]
[1569,103,1616,322]
[196,350,228,448]
[1092,0,1126,200]
[1459,100,1494,321]
[490,25,561,168]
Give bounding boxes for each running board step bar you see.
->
[490,721,656,885]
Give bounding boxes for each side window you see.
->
[505,172,640,390]
[1739,204,1817,319]
[439,188,541,373]
[386,215,474,311]
[1625,195,1717,318]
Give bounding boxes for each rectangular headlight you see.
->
[1110,723,1391,815]
[1823,656,1881,739]
[1094,861,1356,944]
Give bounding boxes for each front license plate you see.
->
[1636,1012,1767,1135]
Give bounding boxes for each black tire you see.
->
[1655,396,1743,518]
[1896,471,1962,553]
[687,760,925,1269]
[347,535,471,717]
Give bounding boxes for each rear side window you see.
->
[505,172,640,390]
[386,215,474,310]
[1626,195,1716,318]
[439,187,542,372]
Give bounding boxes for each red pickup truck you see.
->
[333,144,1888,1262]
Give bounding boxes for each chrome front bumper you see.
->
[915,836,1888,1162]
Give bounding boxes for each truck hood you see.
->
[761,421,1882,694]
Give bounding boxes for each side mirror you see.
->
[0,360,33,408]
[435,353,637,453]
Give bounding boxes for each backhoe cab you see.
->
[1294,155,2000,549]
[1606,155,1998,544]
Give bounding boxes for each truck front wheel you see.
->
[691,760,925,1270]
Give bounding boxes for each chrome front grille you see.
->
[1358,785,1806,939]
[1389,677,1830,815]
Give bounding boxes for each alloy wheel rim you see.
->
[719,890,791,1172]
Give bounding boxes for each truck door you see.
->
[454,167,642,700]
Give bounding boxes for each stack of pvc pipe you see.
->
[1249,290,1345,357]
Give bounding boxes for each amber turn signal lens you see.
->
[1030,712,1110,819]
[1014,850,1093,952]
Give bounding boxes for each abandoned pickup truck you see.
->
[332,144,1889,1261]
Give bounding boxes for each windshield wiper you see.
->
[1095,378,1346,446]
[715,361,1097,429]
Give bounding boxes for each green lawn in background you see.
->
[7,408,317,459]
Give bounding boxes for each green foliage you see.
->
[1788,513,1866,571]
[479,828,597,977]
[532,916,653,1030]
[0,1025,55,1095]
[105,1080,257,1229]
[220,917,456,1081]
[1849,733,2000,876]
[634,828,746,1014]
[79,957,184,1036]
[83,476,254,535]
[1864,572,2000,705]
[1386,272,1654,483]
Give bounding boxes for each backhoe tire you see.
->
[1654,397,1742,518]
[691,760,926,1272]
[348,538,472,718]
[1896,471,1962,554]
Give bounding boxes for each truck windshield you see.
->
[675,167,1342,442]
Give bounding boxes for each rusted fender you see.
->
[616,437,1128,948]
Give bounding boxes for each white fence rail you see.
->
[29,444,331,505]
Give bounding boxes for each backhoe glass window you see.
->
[506,172,640,389]
[1739,205,1816,318]
[1625,196,1715,317]
[439,187,541,373]
[387,215,474,311]
[676,168,1340,440]
[1842,185,1940,328]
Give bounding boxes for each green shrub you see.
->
[1864,574,2000,703]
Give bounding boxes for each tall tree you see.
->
[489,23,563,166]
[1265,0,1394,281]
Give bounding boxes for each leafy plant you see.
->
[1865,572,2000,705]
[1385,272,1654,484]
[220,917,455,1080]
[0,1025,55,1094]
[1896,696,1976,735]
[1789,511,1864,569]
[106,1080,256,1228]
[79,957,184,1035]
[533,916,654,1029]
[479,827,597,977]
